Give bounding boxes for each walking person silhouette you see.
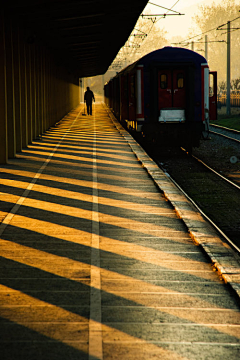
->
[84,87,95,115]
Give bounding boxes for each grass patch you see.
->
[210,114,240,130]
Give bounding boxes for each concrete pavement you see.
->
[0,103,240,359]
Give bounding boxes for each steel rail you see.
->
[209,124,240,145]
[157,159,240,255]
[191,153,240,190]
[210,123,240,135]
[209,129,240,144]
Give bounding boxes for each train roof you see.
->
[119,46,207,75]
[104,47,208,86]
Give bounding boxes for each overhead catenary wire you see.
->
[175,13,240,46]
[148,1,181,14]
[129,0,182,52]
[109,0,182,70]
[216,14,240,30]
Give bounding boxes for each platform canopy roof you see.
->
[5,0,148,77]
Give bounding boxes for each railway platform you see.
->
[0,103,240,359]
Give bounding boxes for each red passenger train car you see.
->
[104,47,217,151]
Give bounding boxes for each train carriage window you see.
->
[177,73,184,88]
[160,74,167,89]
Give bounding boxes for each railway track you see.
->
[209,123,240,145]
[157,151,240,254]
[138,128,240,254]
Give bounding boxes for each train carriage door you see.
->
[129,74,136,122]
[158,70,172,110]
[172,69,186,108]
[209,71,217,120]
[158,69,186,110]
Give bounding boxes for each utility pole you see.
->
[205,35,208,61]
[226,21,231,115]
[191,41,194,51]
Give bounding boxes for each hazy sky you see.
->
[145,0,240,39]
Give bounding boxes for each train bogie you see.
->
[104,47,217,150]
